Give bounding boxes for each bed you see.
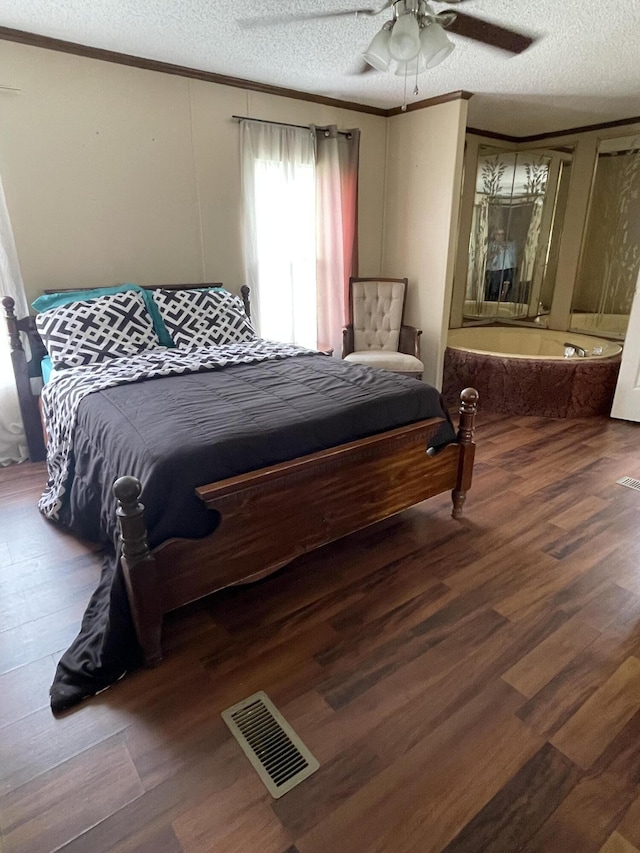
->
[3,283,478,711]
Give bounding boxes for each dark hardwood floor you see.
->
[1,411,640,852]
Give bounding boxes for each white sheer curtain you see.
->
[0,175,28,466]
[241,120,318,348]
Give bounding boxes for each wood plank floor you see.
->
[1,411,640,852]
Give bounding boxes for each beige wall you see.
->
[381,98,468,387]
[0,41,388,305]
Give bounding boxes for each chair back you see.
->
[350,278,407,352]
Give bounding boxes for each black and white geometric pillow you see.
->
[36,290,160,369]
[152,288,256,349]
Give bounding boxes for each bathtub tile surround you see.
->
[443,328,622,418]
[443,349,621,418]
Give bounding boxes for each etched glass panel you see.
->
[571,138,640,339]
[464,147,557,324]
[537,159,572,326]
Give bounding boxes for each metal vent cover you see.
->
[222,691,319,798]
[617,476,640,492]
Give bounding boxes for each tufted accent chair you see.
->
[342,277,424,379]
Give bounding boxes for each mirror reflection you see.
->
[465,145,572,325]
[570,137,640,339]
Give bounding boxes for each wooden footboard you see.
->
[114,388,478,666]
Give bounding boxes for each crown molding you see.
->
[469,114,640,145]
[384,90,473,118]
[516,114,640,142]
[466,126,520,143]
[0,25,392,116]
[11,24,635,138]
[0,26,476,119]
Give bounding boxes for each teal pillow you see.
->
[32,283,140,313]
[32,283,175,347]
[139,290,174,347]
[41,355,54,384]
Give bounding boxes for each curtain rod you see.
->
[232,115,353,137]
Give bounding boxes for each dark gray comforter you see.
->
[50,353,456,711]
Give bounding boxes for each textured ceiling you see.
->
[1,0,639,136]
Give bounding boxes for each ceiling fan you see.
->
[238,1,536,75]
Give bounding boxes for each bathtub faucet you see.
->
[563,342,588,358]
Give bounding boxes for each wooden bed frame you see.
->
[3,283,478,668]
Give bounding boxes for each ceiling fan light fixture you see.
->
[388,12,421,62]
[394,54,427,76]
[363,26,393,71]
[419,22,455,68]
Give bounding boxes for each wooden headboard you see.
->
[2,282,250,462]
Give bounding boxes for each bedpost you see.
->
[451,387,479,519]
[240,284,251,320]
[3,296,22,351]
[114,476,163,667]
[3,296,47,462]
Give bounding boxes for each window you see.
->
[241,119,360,354]
[253,155,317,348]
[241,121,318,349]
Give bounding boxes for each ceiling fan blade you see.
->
[443,11,535,54]
[238,3,394,30]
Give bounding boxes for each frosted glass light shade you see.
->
[394,54,427,76]
[419,22,454,68]
[363,28,392,71]
[389,13,421,62]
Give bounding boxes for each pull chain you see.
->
[401,63,408,112]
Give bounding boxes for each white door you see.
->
[611,268,640,421]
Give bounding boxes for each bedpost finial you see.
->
[2,295,16,315]
[460,387,479,412]
[240,284,251,320]
[114,476,151,566]
[457,387,478,447]
[114,475,142,511]
[3,295,23,352]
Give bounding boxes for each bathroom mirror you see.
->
[570,136,640,339]
[464,145,573,326]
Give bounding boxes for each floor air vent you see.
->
[617,476,640,492]
[222,691,319,798]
